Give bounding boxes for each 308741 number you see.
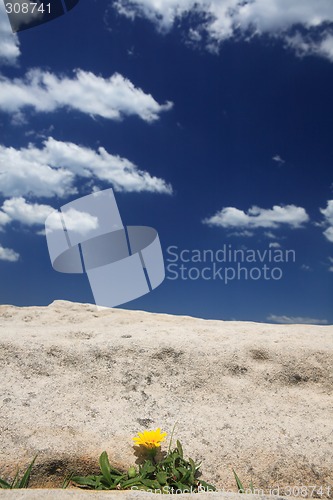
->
[5,3,51,14]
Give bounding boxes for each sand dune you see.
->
[0,301,332,496]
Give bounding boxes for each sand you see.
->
[0,301,332,497]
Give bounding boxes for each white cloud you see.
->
[0,137,172,198]
[272,154,285,165]
[228,230,254,237]
[0,142,75,198]
[320,200,333,242]
[0,198,99,238]
[114,0,333,60]
[267,314,328,325]
[0,210,11,226]
[286,32,333,62]
[329,257,333,272]
[113,0,189,30]
[264,231,280,239]
[0,244,19,262]
[324,226,333,242]
[0,2,20,65]
[47,207,99,235]
[0,69,173,122]
[269,242,281,248]
[10,111,27,127]
[1,197,54,225]
[0,196,106,260]
[203,204,309,230]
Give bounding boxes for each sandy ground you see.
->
[0,491,302,499]
[0,301,332,497]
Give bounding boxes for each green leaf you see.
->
[176,440,183,458]
[71,476,99,487]
[120,477,143,488]
[171,466,180,480]
[175,481,189,491]
[17,455,37,488]
[233,469,244,493]
[0,478,11,489]
[140,460,155,476]
[141,478,162,489]
[109,465,123,476]
[100,476,114,487]
[189,458,196,474]
[156,471,168,485]
[161,455,173,465]
[61,471,74,489]
[11,470,20,489]
[188,473,195,484]
[99,452,113,485]
[198,480,216,492]
[98,476,117,490]
[179,469,191,483]
[113,474,127,486]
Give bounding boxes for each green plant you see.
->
[62,471,74,489]
[71,429,216,493]
[0,455,37,489]
[233,469,254,493]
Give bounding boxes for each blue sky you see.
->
[0,0,332,323]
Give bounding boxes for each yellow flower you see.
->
[133,428,167,449]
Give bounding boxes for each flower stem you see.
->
[168,422,178,454]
